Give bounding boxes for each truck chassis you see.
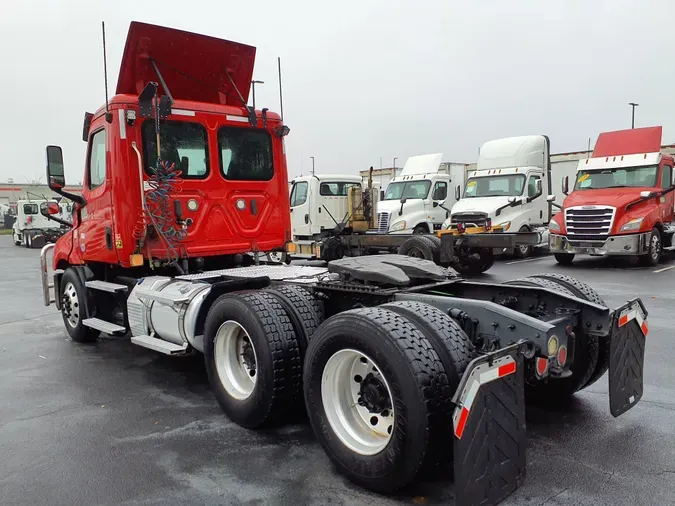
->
[40,245,646,505]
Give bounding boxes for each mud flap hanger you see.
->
[451,341,529,506]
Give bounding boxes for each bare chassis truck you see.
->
[41,247,646,505]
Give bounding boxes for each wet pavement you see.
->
[1,236,674,505]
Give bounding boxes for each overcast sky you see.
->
[2,0,674,184]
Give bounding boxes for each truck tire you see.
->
[264,284,325,361]
[554,253,575,265]
[639,227,662,266]
[203,291,302,428]
[526,273,609,389]
[304,307,447,493]
[513,226,532,258]
[381,300,476,459]
[503,276,599,399]
[60,268,100,343]
[397,235,440,263]
[479,249,495,272]
[413,224,428,234]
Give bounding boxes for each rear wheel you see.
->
[513,226,532,258]
[304,307,447,493]
[203,291,301,428]
[554,253,575,265]
[639,227,661,266]
[527,273,609,389]
[503,276,599,399]
[60,268,99,343]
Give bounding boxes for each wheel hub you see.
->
[357,373,391,413]
[240,339,256,375]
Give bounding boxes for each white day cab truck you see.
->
[445,135,555,258]
[13,199,72,248]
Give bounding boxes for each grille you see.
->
[377,212,390,232]
[564,206,615,244]
[451,212,488,227]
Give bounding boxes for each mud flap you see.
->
[609,298,647,417]
[452,347,527,506]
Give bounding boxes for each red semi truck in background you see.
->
[37,21,648,506]
[550,126,675,266]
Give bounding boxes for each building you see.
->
[0,183,83,208]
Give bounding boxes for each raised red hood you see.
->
[116,22,256,105]
[564,188,653,208]
[593,126,662,157]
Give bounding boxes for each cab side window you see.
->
[432,182,447,200]
[528,175,542,198]
[88,129,107,189]
[290,182,308,207]
[661,165,672,189]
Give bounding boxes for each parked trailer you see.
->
[39,21,647,506]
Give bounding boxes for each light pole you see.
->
[629,102,639,129]
[393,157,398,170]
[251,80,264,110]
[310,156,315,175]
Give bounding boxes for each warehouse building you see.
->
[0,183,83,208]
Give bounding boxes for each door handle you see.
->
[304,214,309,224]
[105,227,112,250]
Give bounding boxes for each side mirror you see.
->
[400,197,407,204]
[640,190,656,199]
[671,170,675,187]
[433,201,439,208]
[562,175,569,195]
[454,185,461,201]
[45,145,66,190]
[507,196,516,204]
[546,195,556,203]
[40,201,60,217]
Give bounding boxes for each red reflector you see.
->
[557,345,568,366]
[498,361,516,377]
[641,321,648,336]
[485,218,492,231]
[619,314,629,327]
[455,406,470,439]
[457,222,466,233]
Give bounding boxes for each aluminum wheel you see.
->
[321,349,395,456]
[62,281,80,328]
[214,320,258,400]
[651,233,661,261]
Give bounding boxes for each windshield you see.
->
[383,180,431,200]
[464,174,525,198]
[574,165,658,190]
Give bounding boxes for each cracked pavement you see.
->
[1,237,674,505]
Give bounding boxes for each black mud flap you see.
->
[609,298,647,417]
[452,346,527,506]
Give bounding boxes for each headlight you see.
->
[390,220,406,232]
[497,221,511,231]
[620,217,644,232]
[549,220,561,232]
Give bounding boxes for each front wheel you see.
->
[513,226,532,258]
[639,228,661,266]
[60,268,99,343]
[554,253,575,265]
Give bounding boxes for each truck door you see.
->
[430,180,449,230]
[290,180,312,238]
[660,163,674,222]
[524,173,544,226]
[76,123,118,263]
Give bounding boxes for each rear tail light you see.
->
[557,345,568,366]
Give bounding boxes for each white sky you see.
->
[1,0,674,184]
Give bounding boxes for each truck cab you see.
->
[12,199,67,247]
[445,135,553,257]
[289,174,362,239]
[42,22,291,275]
[376,153,451,233]
[550,126,675,266]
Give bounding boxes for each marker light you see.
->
[547,336,559,357]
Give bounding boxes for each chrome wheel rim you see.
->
[651,234,660,261]
[321,349,395,456]
[214,321,258,400]
[62,282,80,328]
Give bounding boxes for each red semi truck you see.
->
[550,126,675,266]
[38,21,648,506]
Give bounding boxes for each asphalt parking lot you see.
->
[1,236,674,506]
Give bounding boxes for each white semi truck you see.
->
[13,199,72,248]
[445,135,554,258]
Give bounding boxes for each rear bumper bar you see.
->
[549,232,650,256]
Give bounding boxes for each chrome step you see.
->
[82,318,127,335]
[663,245,675,251]
[133,288,191,306]
[85,280,128,293]
[130,335,188,355]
